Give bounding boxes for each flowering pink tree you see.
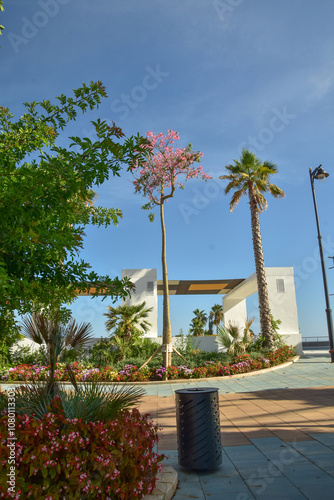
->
[131,130,211,369]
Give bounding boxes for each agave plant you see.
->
[217,317,255,356]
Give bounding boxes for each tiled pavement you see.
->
[137,349,334,499]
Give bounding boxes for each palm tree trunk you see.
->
[249,188,275,350]
[160,201,172,368]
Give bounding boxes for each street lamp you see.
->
[309,165,334,362]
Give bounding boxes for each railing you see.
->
[302,336,329,346]
[303,336,328,342]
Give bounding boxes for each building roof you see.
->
[156,279,245,295]
[78,278,245,296]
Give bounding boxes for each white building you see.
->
[121,267,302,354]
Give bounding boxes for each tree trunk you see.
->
[249,188,275,350]
[160,201,172,368]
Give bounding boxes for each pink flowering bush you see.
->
[1,346,295,384]
[0,402,164,499]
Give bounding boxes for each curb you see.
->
[0,356,300,389]
[143,464,178,500]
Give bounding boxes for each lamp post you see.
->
[309,165,334,362]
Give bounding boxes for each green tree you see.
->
[104,301,153,341]
[104,301,153,361]
[0,81,147,329]
[219,149,285,349]
[209,304,224,334]
[0,310,22,366]
[189,309,207,336]
[189,317,205,336]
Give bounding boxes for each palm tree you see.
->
[190,309,207,336]
[219,149,285,350]
[193,309,207,326]
[209,304,224,335]
[104,301,153,341]
[17,313,144,422]
[189,317,205,337]
[20,313,93,398]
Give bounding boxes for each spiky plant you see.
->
[20,313,94,399]
[217,319,254,357]
[13,369,144,423]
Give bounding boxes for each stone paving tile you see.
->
[229,458,284,480]
[224,444,266,461]
[245,476,306,500]
[310,432,334,446]
[201,476,253,496]
[281,462,334,486]
[304,452,334,475]
[287,439,334,455]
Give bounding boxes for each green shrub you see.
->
[85,338,117,367]
[0,405,164,499]
[9,344,47,367]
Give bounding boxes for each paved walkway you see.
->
[137,349,334,499]
[2,349,334,498]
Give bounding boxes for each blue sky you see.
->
[2,0,334,340]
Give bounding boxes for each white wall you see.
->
[223,267,302,354]
[121,268,158,337]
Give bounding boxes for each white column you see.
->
[121,269,158,337]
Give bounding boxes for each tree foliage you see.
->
[0,81,147,323]
[131,129,211,367]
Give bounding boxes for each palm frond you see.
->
[229,189,246,212]
[217,326,233,349]
[14,381,56,420]
[59,382,144,422]
[64,319,94,350]
[269,184,285,198]
[226,321,240,340]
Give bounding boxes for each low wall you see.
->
[148,333,303,355]
[147,336,222,353]
[12,333,303,356]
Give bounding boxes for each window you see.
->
[276,279,285,293]
[147,281,154,295]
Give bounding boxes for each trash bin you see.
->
[174,387,222,470]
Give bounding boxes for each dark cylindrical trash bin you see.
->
[174,387,222,470]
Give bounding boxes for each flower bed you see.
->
[0,346,295,383]
[0,403,163,499]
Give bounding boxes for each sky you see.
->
[1,0,334,340]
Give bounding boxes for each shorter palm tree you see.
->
[209,304,224,335]
[16,313,144,422]
[20,313,93,398]
[189,309,208,336]
[189,317,205,336]
[104,301,153,341]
